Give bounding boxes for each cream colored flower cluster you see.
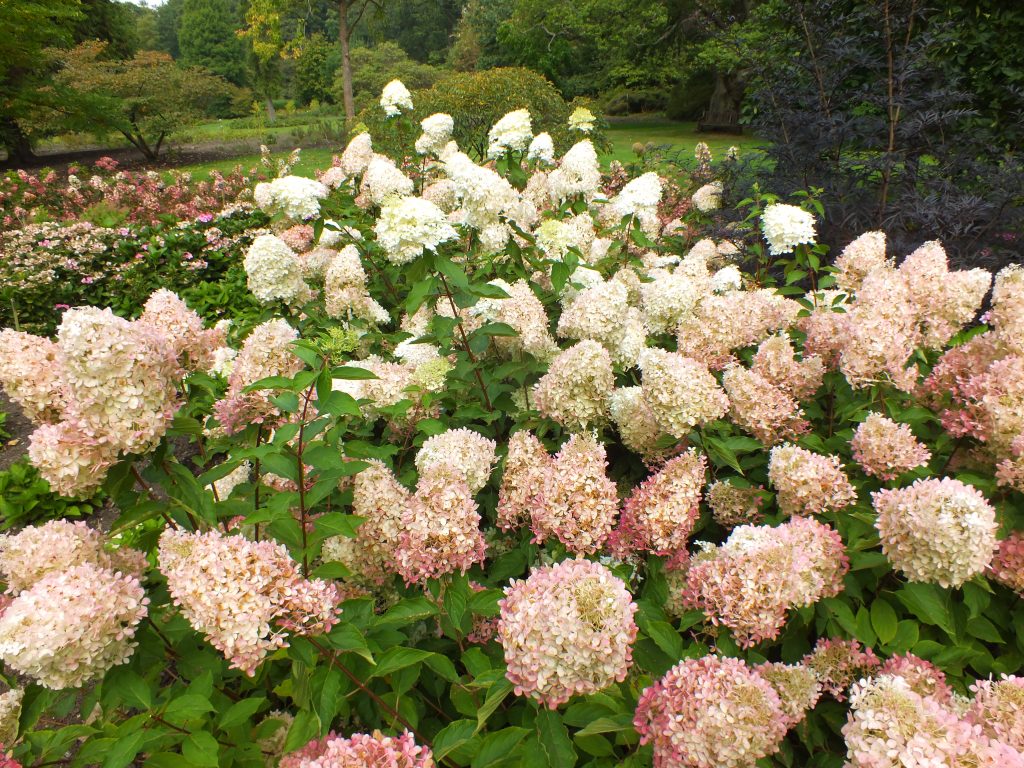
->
[415,112,454,156]
[487,108,533,158]
[498,558,637,708]
[415,427,497,494]
[638,349,728,439]
[253,175,328,221]
[324,245,390,325]
[380,79,413,117]
[244,233,310,305]
[768,444,857,516]
[533,340,614,430]
[850,412,931,480]
[373,195,458,265]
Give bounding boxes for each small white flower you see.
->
[761,203,817,255]
[487,109,533,158]
[380,80,413,117]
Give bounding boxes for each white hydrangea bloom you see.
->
[711,265,743,293]
[443,150,519,230]
[610,172,663,218]
[360,155,414,206]
[243,234,309,304]
[415,113,454,155]
[252,176,328,220]
[568,106,596,133]
[487,109,533,158]
[692,181,723,212]
[339,132,374,177]
[209,346,237,378]
[549,140,601,202]
[535,219,574,260]
[374,196,458,265]
[761,203,817,255]
[380,79,413,117]
[528,132,555,164]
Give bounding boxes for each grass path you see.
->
[171,117,761,181]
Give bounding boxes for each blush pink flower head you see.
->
[768,444,856,517]
[498,558,637,708]
[850,412,931,480]
[280,730,433,768]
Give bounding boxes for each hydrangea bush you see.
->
[0,84,1022,768]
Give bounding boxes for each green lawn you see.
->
[170,116,763,181]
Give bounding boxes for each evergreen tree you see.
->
[179,0,247,85]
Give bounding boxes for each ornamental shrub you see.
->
[0,88,1021,768]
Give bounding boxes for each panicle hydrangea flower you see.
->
[487,108,533,158]
[838,267,921,391]
[497,430,553,530]
[527,132,555,164]
[279,224,315,253]
[610,172,663,218]
[347,460,412,582]
[802,637,880,700]
[842,674,1021,768]
[639,269,703,334]
[609,386,664,458]
[532,433,618,555]
[989,265,1024,354]
[833,231,889,293]
[213,319,303,434]
[568,106,596,132]
[159,528,341,675]
[470,279,558,360]
[682,517,848,647]
[280,730,433,768]
[0,519,144,595]
[339,132,374,177]
[755,661,822,729]
[988,532,1024,595]
[244,234,310,305]
[252,175,328,220]
[548,140,600,202]
[0,330,65,423]
[380,79,413,116]
[850,413,931,480]
[707,480,765,527]
[443,151,519,232]
[396,464,486,584]
[415,428,497,494]
[27,420,118,498]
[639,349,728,439]
[873,477,998,587]
[209,460,251,500]
[761,203,817,255]
[498,559,637,709]
[751,334,825,401]
[611,449,705,557]
[965,676,1024,751]
[768,444,856,516]
[421,179,458,213]
[677,289,801,370]
[899,240,991,349]
[878,653,953,704]
[534,218,573,260]
[324,245,390,325]
[557,280,646,366]
[415,112,454,155]
[691,181,723,212]
[360,156,414,207]
[138,289,222,371]
[533,341,614,431]
[374,196,458,265]
[710,265,742,293]
[634,655,789,768]
[798,290,852,367]
[0,563,147,689]
[722,365,809,446]
[0,687,22,747]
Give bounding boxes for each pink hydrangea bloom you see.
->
[706,480,764,528]
[347,460,412,583]
[833,231,889,293]
[965,675,1024,751]
[611,449,706,556]
[750,333,825,401]
[755,661,822,729]
[635,655,789,768]
[498,558,637,708]
[531,433,618,555]
[497,431,552,531]
[0,519,144,594]
[990,265,1024,355]
[414,427,497,494]
[608,386,664,458]
[722,365,808,446]
[803,637,880,700]
[27,420,119,498]
[0,329,65,423]
[873,478,997,588]
[395,464,487,584]
[682,517,848,647]
[280,730,433,768]
[768,444,857,517]
[988,532,1024,595]
[137,289,223,371]
[850,413,931,480]
[158,529,341,675]
[0,563,147,689]
[878,653,953,704]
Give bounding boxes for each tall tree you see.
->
[155,0,184,58]
[179,0,247,85]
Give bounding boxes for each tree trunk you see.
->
[1,117,35,165]
[339,0,355,121]
[265,96,277,124]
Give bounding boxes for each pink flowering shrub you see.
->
[0,109,1022,768]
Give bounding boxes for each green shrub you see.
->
[336,42,443,114]
[0,459,103,531]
